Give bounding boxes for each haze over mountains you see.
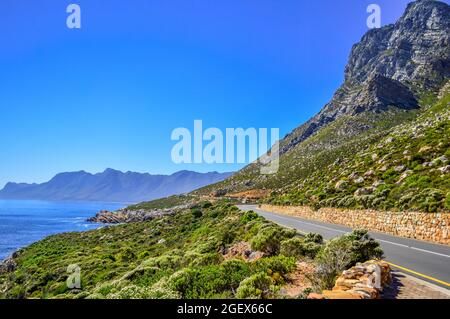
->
[0,169,233,203]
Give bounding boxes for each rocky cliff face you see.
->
[196,1,450,199]
[282,0,450,155]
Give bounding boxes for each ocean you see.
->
[0,200,125,260]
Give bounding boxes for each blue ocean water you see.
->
[0,200,125,260]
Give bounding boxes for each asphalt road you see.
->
[238,205,450,290]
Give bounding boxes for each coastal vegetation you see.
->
[0,201,382,299]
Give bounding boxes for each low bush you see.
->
[236,272,275,299]
[280,237,321,259]
[240,210,260,223]
[250,226,296,255]
[310,230,383,290]
[253,255,296,277]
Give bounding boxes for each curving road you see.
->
[238,205,450,290]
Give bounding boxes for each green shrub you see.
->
[250,226,296,255]
[201,202,213,209]
[168,262,251,299]
[168,267,228,299]
[311,230,383,290]
[445,193,450,210]
[117,247,136,262]
[143,254,182,269]
[345,229,383,264]
[107,285,151,299]
[280,237,304,258]
[304,233,323,244]
[122,266,159,281]
[220,259,252,290]
[188,253,223,267]
[312,237,353,290]
[137,251,150,259]
[280,237,321,259]
[241,210,259,223]
[236,272,275,299]
[147,277,181,299]
[253,255,296,276]
[191,209,203,219]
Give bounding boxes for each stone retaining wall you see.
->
[259,204,450,245]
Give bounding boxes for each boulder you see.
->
[307,293,326,300]
[419,146,432,153]
[438,165,450,174]
[394,165,406,173]
[354,187,374,196]
[335,180,348,191]
[321,290,363,299]
[0,256,17,275]
[308,260,391,299]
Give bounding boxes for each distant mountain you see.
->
[0,169,233,203]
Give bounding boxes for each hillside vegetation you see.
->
[0,202,382,299]
[267,91,450,212]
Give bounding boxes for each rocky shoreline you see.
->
[0,252,18,275]
[87,208,178,224]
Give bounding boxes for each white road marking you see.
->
[377,239,410,248]
[409,246,450,258]
[252,208,450,259]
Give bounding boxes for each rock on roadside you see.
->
[308,260,391,299]
[87,209,175,224]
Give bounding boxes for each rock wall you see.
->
[259,204,450,245]
[308,260,391,299]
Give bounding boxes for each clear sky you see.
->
[0,0,430,187]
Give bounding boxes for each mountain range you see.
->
[0,169,233,203]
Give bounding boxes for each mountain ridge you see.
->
[280,0,449,156]
[193,0,450,212]
[0,169,233,203]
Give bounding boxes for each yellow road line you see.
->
[386,261,450,288]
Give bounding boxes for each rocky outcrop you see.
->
[0,252,18,275]
[260,204,450,245]
[87,209,176,224]
[222,241,264,261]
[308,260,391,299]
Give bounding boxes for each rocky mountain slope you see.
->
[0,169,232,203]
[282,0,449,155]
[196,0,450,212]
[268,85,449,212]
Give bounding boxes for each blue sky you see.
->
[0,0,428,187]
